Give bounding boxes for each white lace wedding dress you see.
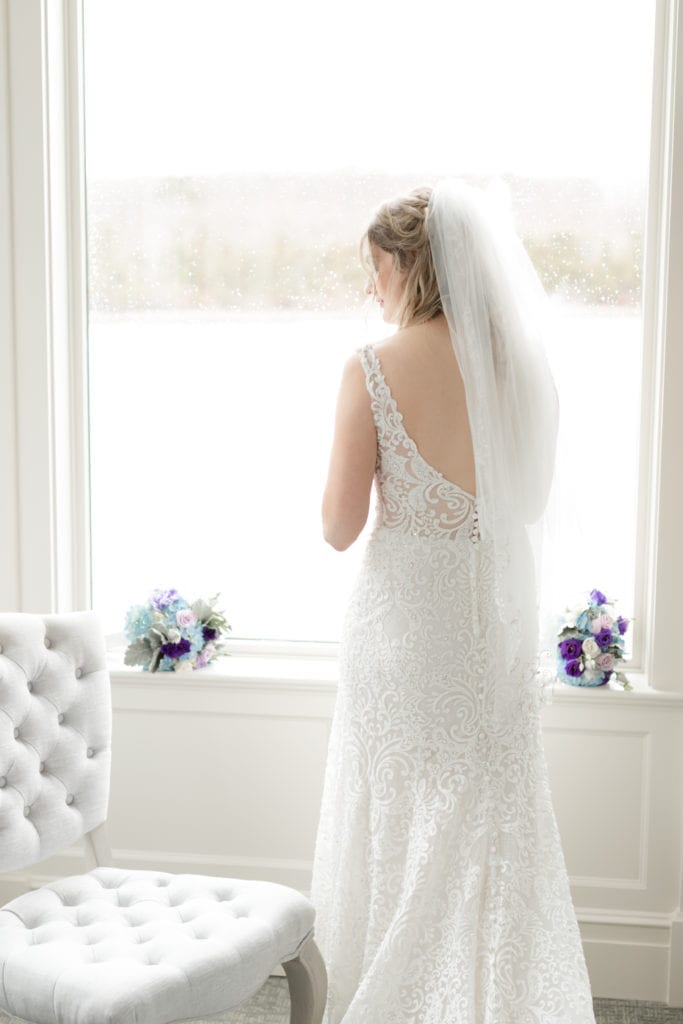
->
[308,342,596,1024]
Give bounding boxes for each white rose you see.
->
[582,637,600,658]
[167,628,181,642]
[173,658,195,673]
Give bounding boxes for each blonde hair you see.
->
[360,185,443,328]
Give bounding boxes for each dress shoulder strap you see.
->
[356,342,379,385]
[355,342,403,447]
[355,343,387,435]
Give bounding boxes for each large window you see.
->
[83,0,656,648]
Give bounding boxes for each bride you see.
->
[309,179,596,1023]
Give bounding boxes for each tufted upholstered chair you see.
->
[0,611,327,1024]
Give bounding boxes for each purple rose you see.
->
[595,629,612,648]
[565,659,583,678]
[617,615,629,635]
[559,638,582,660]
[590,589,607,606]
[160,637,191,659]
[196,643,216,670]
[202,625,217,642]
[150,588,180,610]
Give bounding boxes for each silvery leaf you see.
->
[124,637,152,667]
[192,598,212,621]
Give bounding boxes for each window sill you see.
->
[544,673,683,706]
[105,647,683,706]
[107,648,338,693]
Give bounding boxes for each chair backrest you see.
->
[0,611,111,873]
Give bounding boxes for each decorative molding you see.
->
[0,844,313,902]
[669,912,683,1004]
[544,726,652,890]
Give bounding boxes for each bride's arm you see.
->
[321,353,376,551]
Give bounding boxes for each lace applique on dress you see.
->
[356,343,480,544]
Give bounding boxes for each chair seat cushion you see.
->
[0,866,315,1024]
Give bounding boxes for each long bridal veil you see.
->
[427,177,563,723]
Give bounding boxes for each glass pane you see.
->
[83,0,655,647]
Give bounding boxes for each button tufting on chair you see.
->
[0,611,326,1024]
[27,681,33,692]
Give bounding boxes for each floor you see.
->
[2,978,683,1023]
[213,977,683,1023]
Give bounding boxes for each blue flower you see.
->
[576,610,591,633]
[124,604,154,642]
[184,623,206,655]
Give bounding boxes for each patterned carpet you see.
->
[2,978,683,1022]
[217,979,683,1023]
[213,980,683,1024]
[207,978,683,1022]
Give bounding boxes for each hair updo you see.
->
[360,185,443,328]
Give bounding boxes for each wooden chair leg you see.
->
[83,821,113,870]
[282,933,328,1024]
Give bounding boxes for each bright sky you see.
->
[83,0,656,184]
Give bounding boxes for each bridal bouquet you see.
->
[124,588,231,672]
[556,588,633,690]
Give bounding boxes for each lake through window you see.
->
[83,0,656,646]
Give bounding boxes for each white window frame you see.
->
[1,0,682,694]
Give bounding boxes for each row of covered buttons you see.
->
[13,723,94,750]
[0,789,77,812]
[1,739,96,794]
[0,637,85,664]
[0,639,74,652]
[26,667,82,692]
